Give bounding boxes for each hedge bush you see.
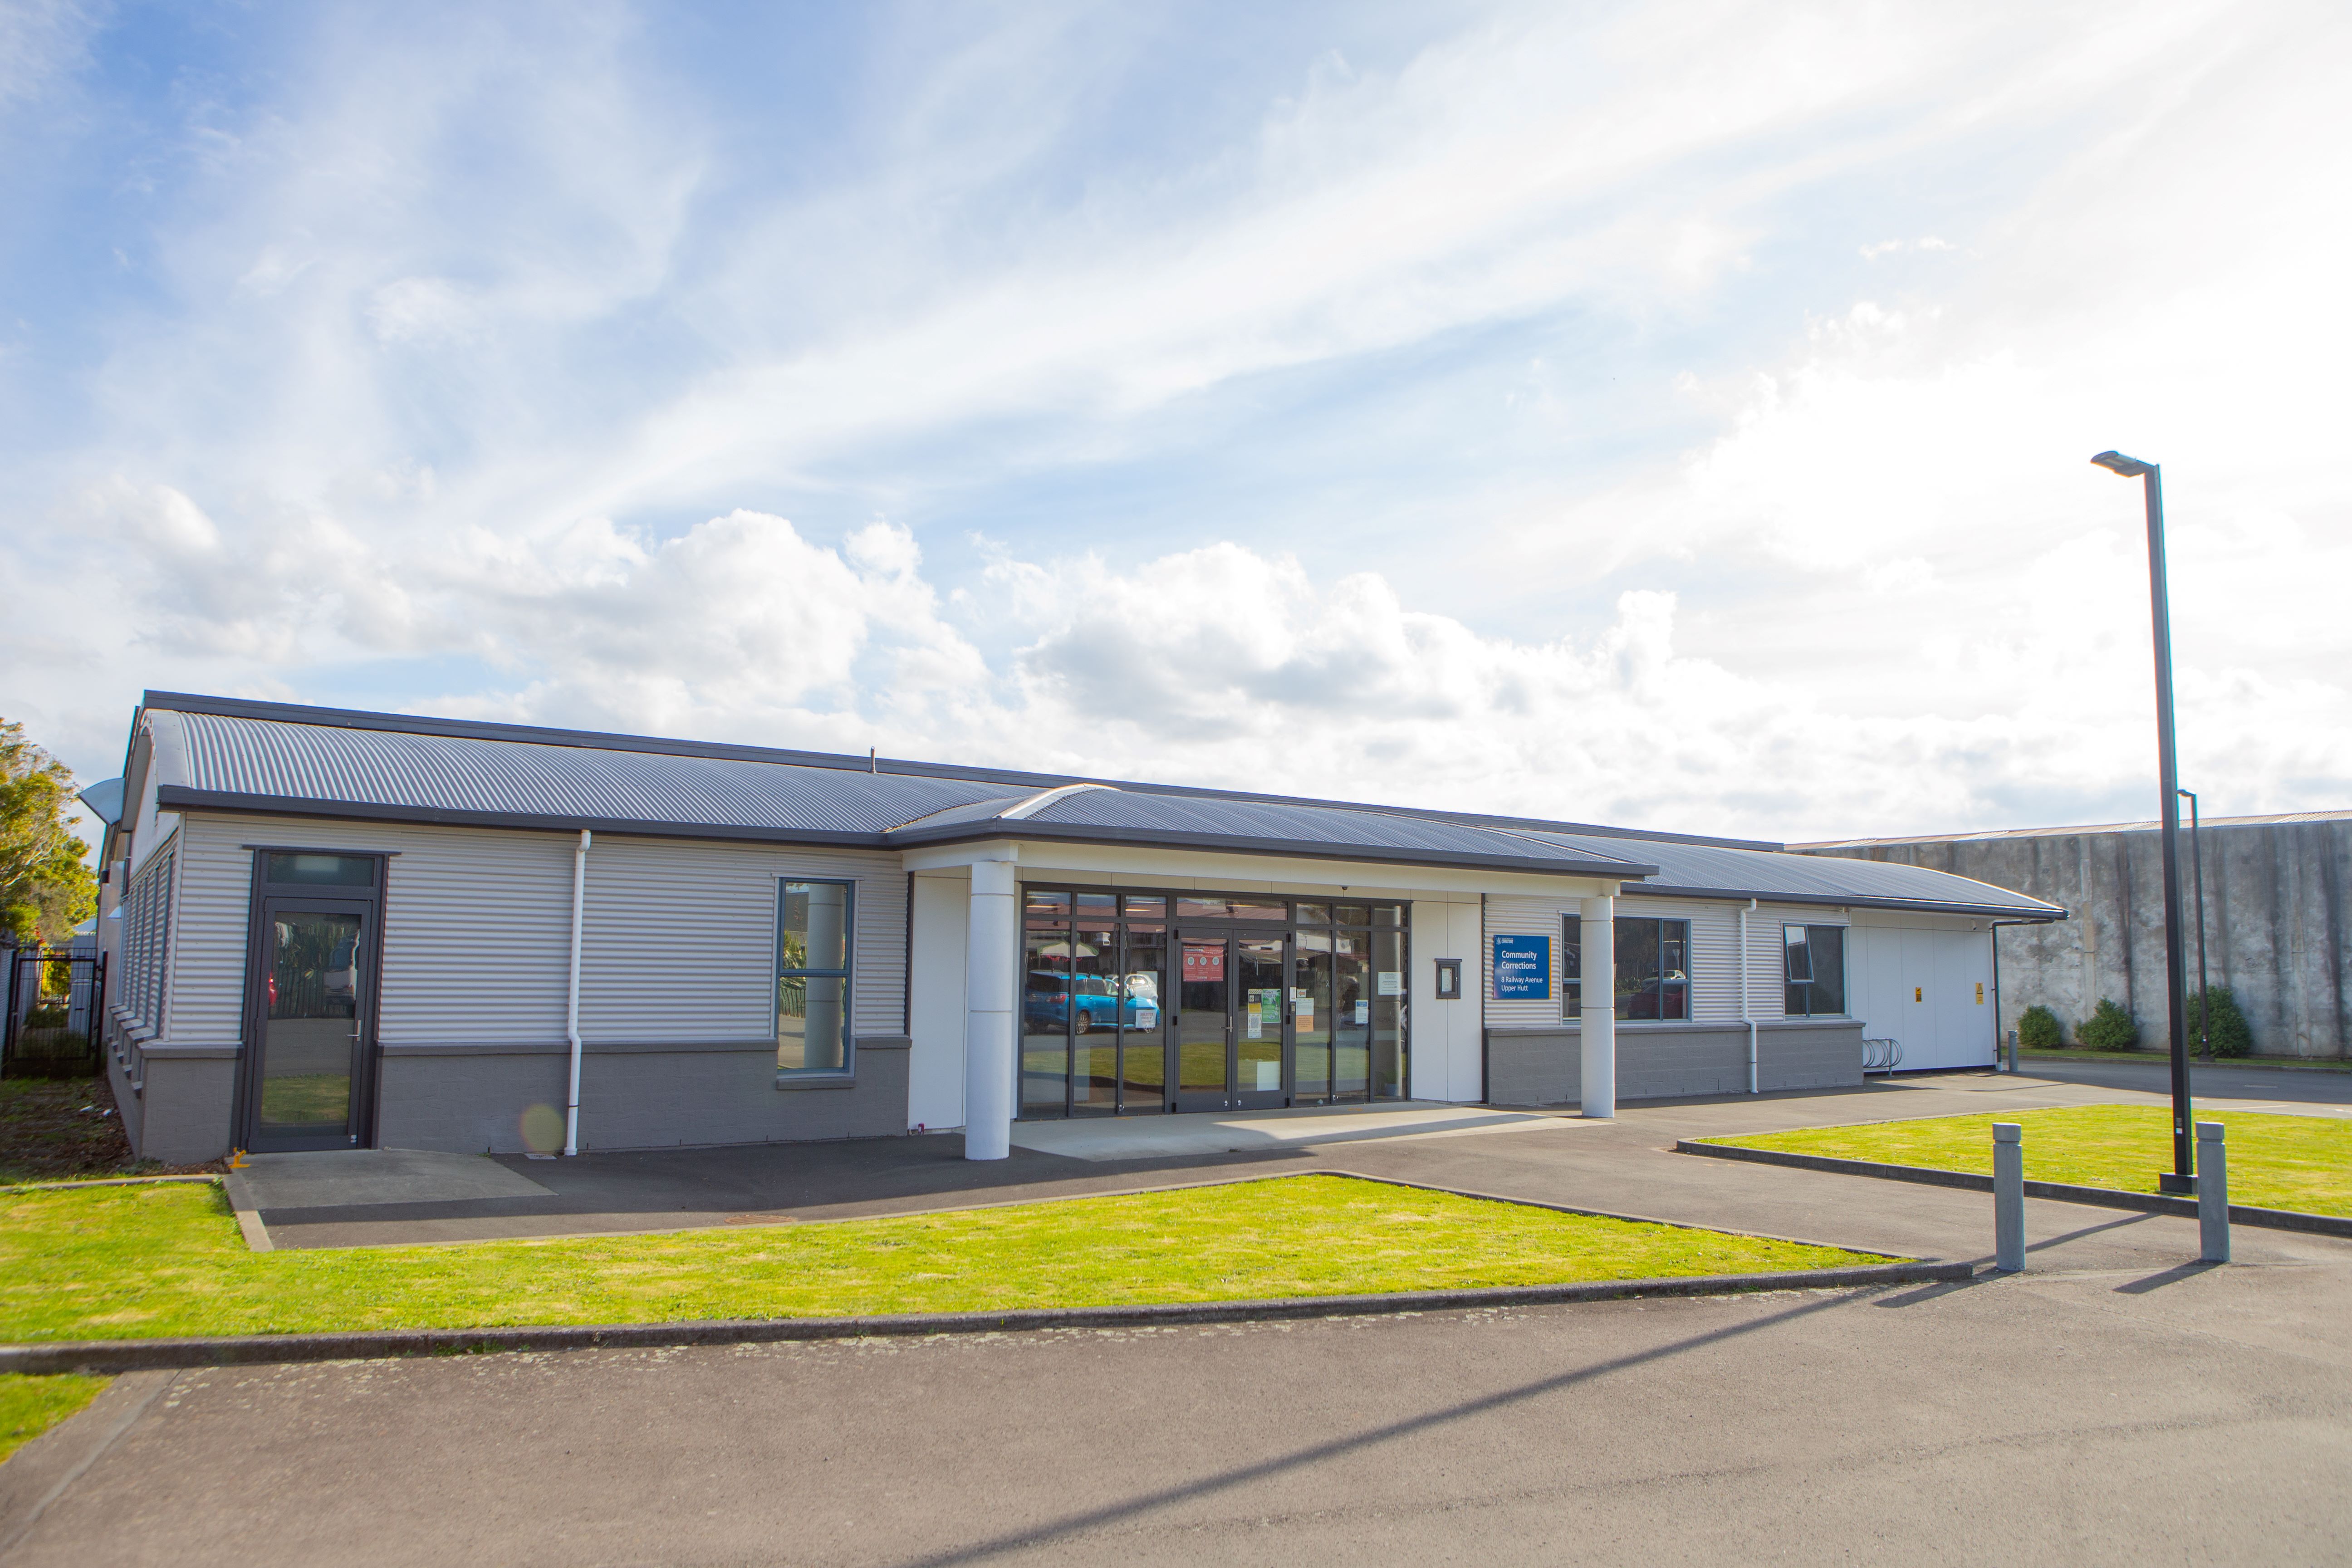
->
[2017,1004,2063,1049]
[2077,998,2140,1051]
[2193,985,2254,1058]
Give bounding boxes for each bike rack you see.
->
[1861,1037,1904,1075]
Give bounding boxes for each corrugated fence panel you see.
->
[576,837,905,1043]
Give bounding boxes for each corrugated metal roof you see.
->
[134,693,2061,913]
[159,710,1008,836]
[1010,788,1653,872]
[1517,828,2061,917]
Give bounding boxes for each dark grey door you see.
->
[245,899,376,1152]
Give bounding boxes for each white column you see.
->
[963,858,1019,1160]
[1580,894,1615,1118]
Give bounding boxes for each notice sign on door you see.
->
[1491,934,1551,1000]
[1182,945,1225,982]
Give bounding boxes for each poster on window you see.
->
[1182,944,1224,982]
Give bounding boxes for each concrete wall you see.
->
[1485,1020,1864,1106]
[1804,816,2352,1058]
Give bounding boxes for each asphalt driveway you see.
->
[7,1241,2347,1566]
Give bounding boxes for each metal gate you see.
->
[2,945,107,1079]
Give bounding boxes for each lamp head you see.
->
[2091,451,2156,478]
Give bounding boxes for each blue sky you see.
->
[5,0,2349,843]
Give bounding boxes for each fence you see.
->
[2,945,108,1079]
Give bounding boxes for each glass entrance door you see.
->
[1233,935,1288,1109]
[249,900,375,1152]
[1175,931,1290,1111]
[1175,935,1230,1112]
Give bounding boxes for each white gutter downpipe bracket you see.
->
[1740,899,1759,1094]
[564,829,592,1156]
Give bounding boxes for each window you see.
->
[1563,916,1690,1021]
[1783,924,1846,1016]
[777,881,853,1073]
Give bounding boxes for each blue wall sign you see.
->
[1491,934,1551,1000]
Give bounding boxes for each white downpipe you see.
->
[1740,899,1759,1094]
[564,828,592,1156]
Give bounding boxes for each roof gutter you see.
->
[1628,882,2065,922]
[881,820,1657,880]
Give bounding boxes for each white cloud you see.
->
[7,0,2352,847]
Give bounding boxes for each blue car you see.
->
[1025,971,1160,1033]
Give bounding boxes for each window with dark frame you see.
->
[777,881,854,1074]
[1562,916,1691,1021]
[1782,923,1847,1017]
[1015,884,1409,1117]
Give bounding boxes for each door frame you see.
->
[1172,926,1293,1112]
[234,850,391,1153]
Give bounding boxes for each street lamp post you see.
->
[2092,451,2195,1192]
[2180,787,2209,1060]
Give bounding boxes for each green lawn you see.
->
[0,1174,1886,1344]
[0,1373,106,1463]
[1701,1105,2352,1216]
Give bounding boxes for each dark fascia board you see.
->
[155,789,895,849]
[1633,882,2068,922]
[883,818,1661,880]
[137,690,1778,853]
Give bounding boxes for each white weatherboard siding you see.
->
[1483,894,1568,1028]
[575,835,904,1044]
[1485,892,1863,1026]
[1845,912,1997,1071]
[168,813,906,1051]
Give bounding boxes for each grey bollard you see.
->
[2198,1122,2230,1264]
[1993,1122,2025,1272]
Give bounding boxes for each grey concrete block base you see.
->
[1487,1021,1866,1106]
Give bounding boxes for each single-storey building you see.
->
[88,693,2064,1164]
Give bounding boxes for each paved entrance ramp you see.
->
[1008,1101,1580,1162]
[232,1149,556,1210]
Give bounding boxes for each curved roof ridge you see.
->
[999,782,1119,821]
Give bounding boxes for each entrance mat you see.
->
[0,1257,1970,1374]
[1675,1141,2352,1238]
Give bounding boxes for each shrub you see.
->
[2192,985,2254,1058]
[2077,997,2140,1052]
[2017,1004,2063,1049]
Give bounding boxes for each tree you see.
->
[0,719,97,945]
[2077,997,2140,1052]
[2017,1004,2063,1049]
[2193,984,2255,1058]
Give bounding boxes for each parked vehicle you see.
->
[1025,970,1160,1033]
